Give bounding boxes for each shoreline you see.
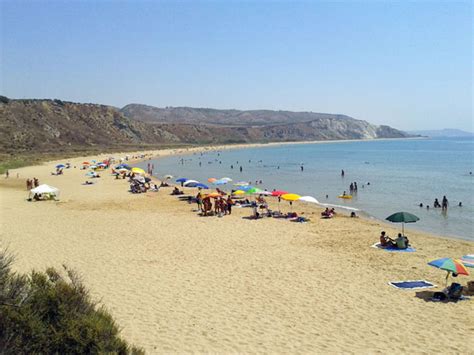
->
[1,142,472,353]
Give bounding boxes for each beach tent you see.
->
[29,184,60,199]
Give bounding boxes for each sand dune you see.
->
[1,149,473,353]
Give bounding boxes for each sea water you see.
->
[138,138,474,241]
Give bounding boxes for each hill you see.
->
[0,96,409,163]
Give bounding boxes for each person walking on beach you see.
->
[300,165,304,172]
[240,166,243,172]
[5,170,9,178]
[442,196,449,210]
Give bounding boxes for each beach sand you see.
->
[1,148,473,353]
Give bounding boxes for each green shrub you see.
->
[0,249,144,354]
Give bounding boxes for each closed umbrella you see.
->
[385,212,419,236]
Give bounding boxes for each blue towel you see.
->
[372,243,416,252]
[389,280,435,289]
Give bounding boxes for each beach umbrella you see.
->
[82,161,90,165]
[176,177,188,183]
[246,187,262,194]
[233,190,245,195]
[56,164,65,169]
[85,172,96,177]
[205,192,222,198]
[195,183,209,189]
[460,255,474,268]
[281,193,301,201]
[89,165,97,169]
[213,179,228,185]
[239,185,254,191]
[208,178,217,183]
[116,168,128,172]
[271,190,288,197]
[115,164,131,170]
[131,167,146,175]
[183,179,200,186]
[255,191,272,196]
[428,258,470,286]
[234,181,249,186]
[385,212,420,236]
[221,177,233,182]
[299,196,319,204]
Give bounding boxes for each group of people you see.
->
[321,208,336,218]
[349,182,358,193]
[26,178,39,190]
[420,195,452,210]
[380,231,410,249]
[196,191,234,217]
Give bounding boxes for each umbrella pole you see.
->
[402,223,405,236]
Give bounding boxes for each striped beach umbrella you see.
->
[428,257,469,285]
[460,255,474,268]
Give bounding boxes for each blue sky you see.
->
[1,0,472,131]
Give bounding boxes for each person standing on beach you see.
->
[33,177,39,187]
[341,169,345,177]
[240,166,243,172]
[5,170,9,178]
[442,196,449,210]
[300,165,304,172]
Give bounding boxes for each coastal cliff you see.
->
[1,97,409,157]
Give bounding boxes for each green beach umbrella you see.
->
[385,212,420,236]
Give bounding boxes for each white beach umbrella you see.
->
[221,177,233,182]
[234,181,249,186]
[183,179,200,186]
[299,196,320,204]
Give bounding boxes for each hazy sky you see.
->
[1,0,472,131]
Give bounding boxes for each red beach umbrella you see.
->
[271,190,288,197]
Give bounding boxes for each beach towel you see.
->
[371,243,416,252]
[389,280,435,290]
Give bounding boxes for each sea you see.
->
[137,138,474,241]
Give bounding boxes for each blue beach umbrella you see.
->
[176,178,188,183]
[115,164,131,170]
[195,183,209,189]
[239,185,254,191]
[213,179,228,185]
[56,164,65,169]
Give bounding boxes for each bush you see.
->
[0,96,9,104]
[0,249,143,354]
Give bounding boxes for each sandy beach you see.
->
[1,148,473,354]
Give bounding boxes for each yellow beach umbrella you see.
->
[281,193,301,201]
[131,167,146,175]
[233,190,245,195]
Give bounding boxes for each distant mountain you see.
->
[408,128,474,138]
[0,96,410,157]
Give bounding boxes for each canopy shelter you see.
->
[29,184,60,200]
